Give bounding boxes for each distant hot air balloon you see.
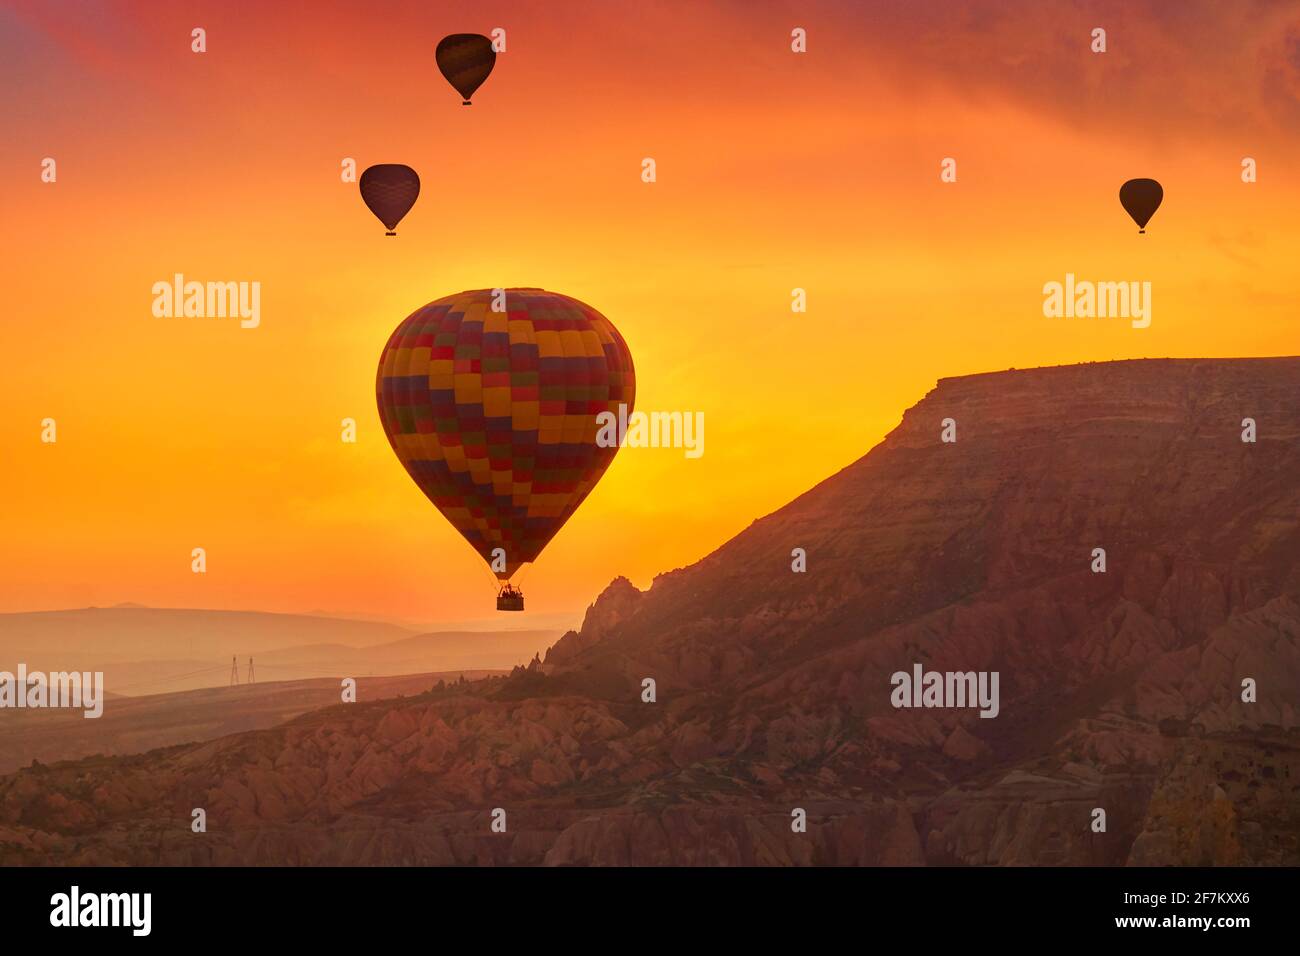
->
[1119,178,1163,234]
[376,288,636,611]
[359,164,420,236]
[435,34,496,105]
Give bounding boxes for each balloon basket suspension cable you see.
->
[477,560,503,596]
[510,563,530,589]
[476,557,522,611]
[498,563,530,612]
[496,582,524,612]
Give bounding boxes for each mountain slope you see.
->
[548,357,1299,689]
[3,358,1297,865]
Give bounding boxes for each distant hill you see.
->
[307,607,583,634]
[0,607,559,694]
[0,607,415,662]
[253,629,562,680]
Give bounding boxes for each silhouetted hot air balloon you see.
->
[359,164,420,236]
[376,288,635,611]
[1119,178,1163,234]
[435,34,496,105]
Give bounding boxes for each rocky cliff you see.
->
[3,358,1297,865]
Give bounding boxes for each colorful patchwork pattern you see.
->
[376,288,636,579]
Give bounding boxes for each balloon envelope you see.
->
[376,288,636,580]
[360,164,420,235]
[1119,178,1163,232]
[436,34,496,104]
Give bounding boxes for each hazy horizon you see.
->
[0,599,582,634]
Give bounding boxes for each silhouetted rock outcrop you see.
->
[544,576,644,665]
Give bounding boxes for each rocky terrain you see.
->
[0,671,503,775]
[2,358,1297,865]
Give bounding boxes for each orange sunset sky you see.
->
[2,0,1298,626]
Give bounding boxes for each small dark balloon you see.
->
[1119,178,1163,234]
[436,34,496,105]
[359,164,420,236]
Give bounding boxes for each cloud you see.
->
[819,0,1300,143]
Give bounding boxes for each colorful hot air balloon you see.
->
[435,34,496,105]
[359,164,420,236]
[1119,178,1163,234]
[376,288,635,610]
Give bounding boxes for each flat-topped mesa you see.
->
[892,357,1300,449]
[547,357,1300,686]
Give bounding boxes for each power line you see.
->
[110,663,229,694]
